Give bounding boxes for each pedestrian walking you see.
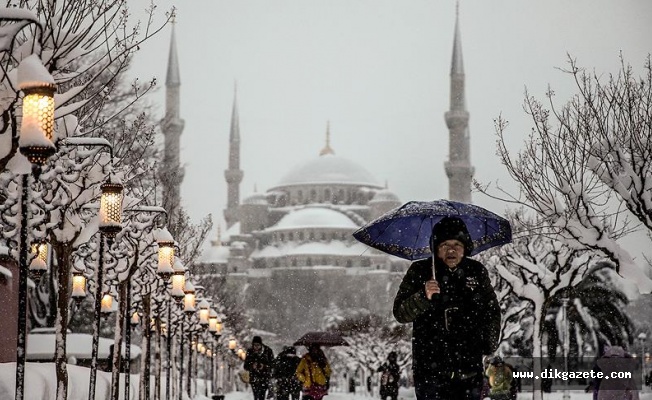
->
[485,356,513,400]
[393,216,502,400]
[377,351,401,400]
[296,344,332,400]
[273,346,302,400]
[244,336,275,400]
[596,346,639,400]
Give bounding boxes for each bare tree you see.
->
[483,54,652,295]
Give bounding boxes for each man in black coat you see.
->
[393,217,501,400]
[244,336,275,400]
[272,346,302,400]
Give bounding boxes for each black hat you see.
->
[252,336,263,345]
[430,217,473,256]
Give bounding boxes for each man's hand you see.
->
[424,279,440,300]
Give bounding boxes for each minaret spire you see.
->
[160,22,185,234]
[319,121,335,156]
[444,2,474,203]
[224,82,243,228]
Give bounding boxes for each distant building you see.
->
[185,9,475,342]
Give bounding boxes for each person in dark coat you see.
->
[244,336,275,400]
[393,217,501,400]
[273,346,302,400]
[377,351,401,400]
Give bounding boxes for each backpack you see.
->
[381,370,394,387]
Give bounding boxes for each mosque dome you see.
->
[271,154,382,189]
[242,192,268,205]
[369,189,401,204]
[266,206,359,231]
[200,244,230,265]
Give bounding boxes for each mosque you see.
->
[160,10,474,342]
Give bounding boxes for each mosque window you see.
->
[299,232,304,241]
[345,260,352,268]
[310,189,317,201]
[338,189,345,203]
[280,233,285,241]
[307,258,312,266]
[321,256,328,265]
[309,231,315,241]
[274,260,280,268]
[289,232,294,240]
[324,189,331,202]
[291,259,297,267]
[321,232,326,241]
[297,190,303,202]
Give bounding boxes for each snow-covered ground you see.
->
[1,362,651,400]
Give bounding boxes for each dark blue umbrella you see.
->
[353,200,512,261]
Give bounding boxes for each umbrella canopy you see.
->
[293,331,349,347]
[353,199,512,261]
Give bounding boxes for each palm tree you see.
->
[543,261,635,367]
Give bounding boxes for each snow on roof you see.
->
[242,192,268,205]
[266,206,358,231]
[370,189,401,203]
[271,153,382,189]
[223,222,240,242]
[27,332,141,360]
[252,241,368,258]
[200,244,230,264]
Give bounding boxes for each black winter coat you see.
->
[273,352,302,394]
[377,361,400,397]
[393,257,500,380]
[244,345,275,387]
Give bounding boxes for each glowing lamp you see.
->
[237,348,246,360]
[228,338,237,351]
[208,309,219,333]
[28,242,48,279]
[157,240,174,280]
[18,80,56,166]
[130,311,140,327]
[100,293,114,314]
[99,179,123,238]
[198,299,210,326]
[71,271,87,302]
[183,280,196,313]
[170,259,186,302]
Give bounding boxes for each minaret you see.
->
[224,84,243,228]
[444,3,474,203]
[319,121,335,156]
[160,23,185,231]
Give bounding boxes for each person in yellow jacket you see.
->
[296,344,332,400]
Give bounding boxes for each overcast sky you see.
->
[128,0,652,257]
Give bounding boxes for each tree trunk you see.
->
[89,236,105,400]
[531,303,544,400]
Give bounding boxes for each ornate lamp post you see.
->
[71,269,87,304]
[639,333,648,392]
[28,242,49,280]
[156,228,175,281]
[561,297,571,400]
[14,59,56,400]
[89,179,123,400]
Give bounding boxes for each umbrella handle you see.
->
[432,257,436,280]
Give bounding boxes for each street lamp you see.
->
[171,259,186,303]
[28,242,48,280]
[561,297,571,400]
[71,270,87,303]
[156,228,175,280]
[639,333,648,392]
[89,180,124,400]
[198,299,210,327]
[14,60,56,400]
